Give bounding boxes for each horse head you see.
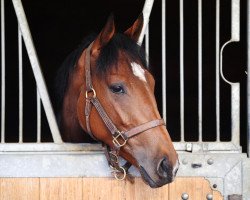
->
[62,14,179,188]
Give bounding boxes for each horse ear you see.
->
[92,14,115,53]
[124,13,144,42]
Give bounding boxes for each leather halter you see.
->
[81,42,165,180]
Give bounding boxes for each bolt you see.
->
[206,193,213,200]
[207,158,214,165]
[213,184,217,189]
[181,193,189,199]
[182,158,188,165]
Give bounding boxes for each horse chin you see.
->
[138,166,173,188]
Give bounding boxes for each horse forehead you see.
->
[130,62,147,82]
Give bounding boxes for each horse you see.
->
[55,13,179,188]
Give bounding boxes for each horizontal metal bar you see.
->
[0,152,246,187]
[0,143,103,152]
[173,142,242,153]
[0,154,112,177]
[0,142,242,153]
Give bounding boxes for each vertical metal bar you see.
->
[145,25,149,65]
[180,0,184,141]
[230,0,240,145]
[231,0,240,41]
[215,0,220,142]
[138,0,154,45]
[231,84,240,144]
[37,89,41,143]
[247,0,250,156]
[1,0,5,143]
[220,0,240,145]
[12,0,63,143]
[18,26,23,143]
[162,0,167,122]
[198,0,202,142]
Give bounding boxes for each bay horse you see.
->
[56,14,179,188]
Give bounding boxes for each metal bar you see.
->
[37,89,41,143]
[138,0,154,45]
[231,0,240,41]
[12,0,63,143]
[0,142,241,153]
[1,0,5,143]
[0,152,244,180]
[216,0,220,141]
[220,41,240,145]
[18,26,23,143]
[180,0,184,141]
[173,142,241,153]
[229,0,240,145]
[0,143,103,152]
[231,84,240,144]
[220,0,240,145]
[162,0,167,122]
[198,0,202,142]
[247,0,250,156]
[145,25,149,65]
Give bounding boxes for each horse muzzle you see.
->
[139,157,179,188]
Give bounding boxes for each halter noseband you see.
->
[82,42,165,180]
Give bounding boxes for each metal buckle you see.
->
[85,87,96,99]
[112,131,127,148]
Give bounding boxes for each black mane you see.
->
[96,33,148,75]
[55,32,147,112]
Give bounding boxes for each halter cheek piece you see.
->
[82,42,165,180]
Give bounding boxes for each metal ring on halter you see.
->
[112,131,127,148]
[85,87,96,99]
[113,166,126,181]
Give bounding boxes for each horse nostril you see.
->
[161,158,168,172]
[157,157,170,178]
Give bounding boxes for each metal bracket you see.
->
[177,153,248,199]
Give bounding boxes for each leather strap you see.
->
[85,42,93,91]
[90,97,120,137]
[123,119,165,139]
[84,42,99,141]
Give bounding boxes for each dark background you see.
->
[1,0,248,152]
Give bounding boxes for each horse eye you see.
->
[109,84,125,94]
